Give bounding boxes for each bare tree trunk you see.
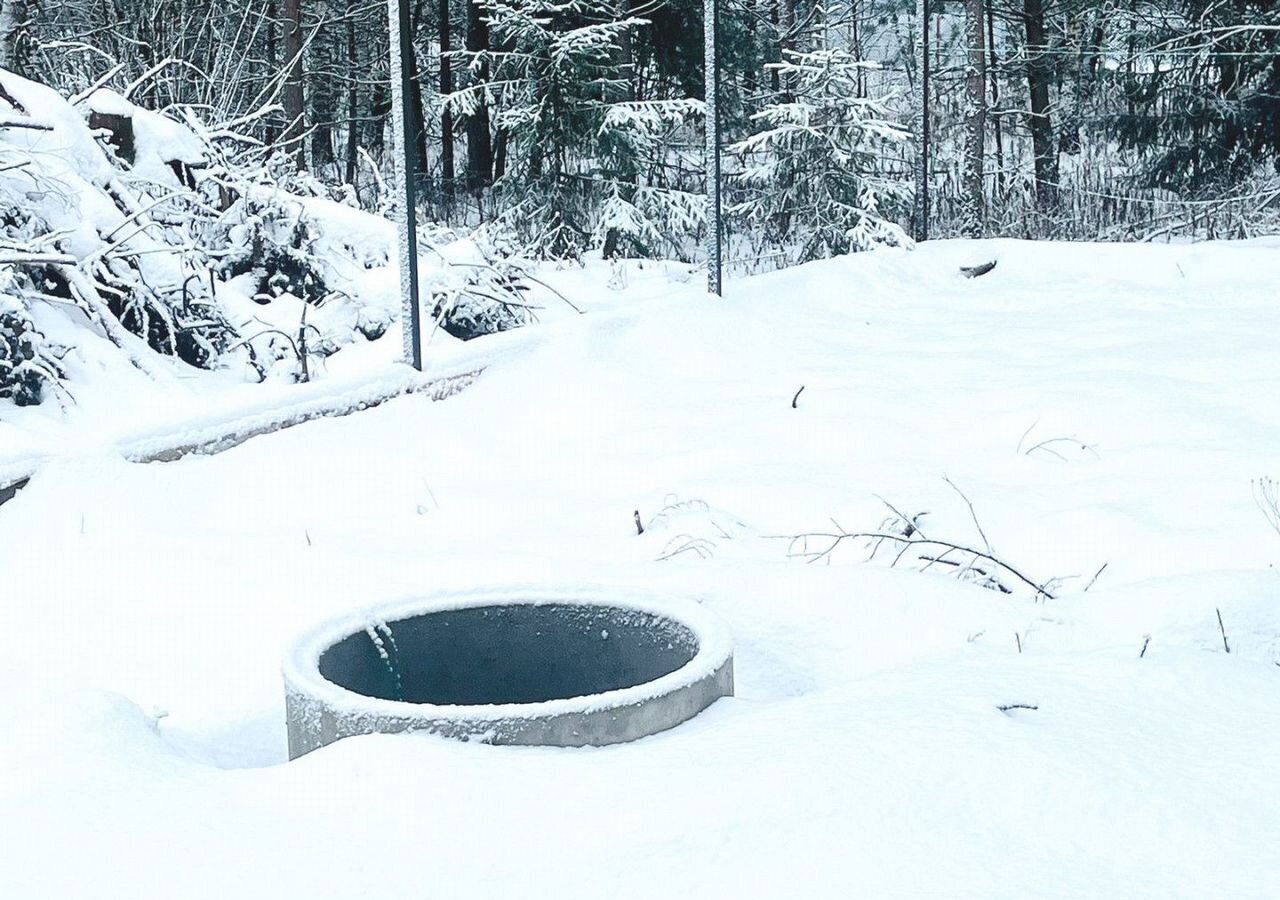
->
[344,4,359,185]
[778,0,795,96]
[464,0,493,192]
[407,0,430,183]
[987,0,1003,197]
[850,0,864,97]
[0,0,27,74]
[962,0,986,237]
[1126,0,1136,119]
[282,0,307,169]
[770,0,780,93]
[266,0,281,146]
[1024,0,1058,211]
[913,0,929,242]
[310,3,337,169]
[603,0,636,256]
[440,0,454,213]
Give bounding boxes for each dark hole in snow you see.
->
[318,604,699,705]
[88,110,136,164]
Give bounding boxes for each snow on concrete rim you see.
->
[282,586,734,721]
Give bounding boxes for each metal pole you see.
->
[389,0,424,370]
[704,0,722,296]
[914,0,930,242]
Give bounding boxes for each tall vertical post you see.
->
[389,0,424,370]
[704,0,723,296]
[914,0,930,242]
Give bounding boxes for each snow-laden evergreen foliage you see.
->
[1113,1,1280,193]
[729,50,913,262]
[447,0,703,260]
[0,293,62,407]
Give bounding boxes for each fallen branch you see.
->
[1083,562,1108,592]
[0,119,54,132]
[788,530,1058,600]
[0,253,77,266]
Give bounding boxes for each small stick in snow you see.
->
[1015,632,1023,654]
[792,385,805,409]
[634,511,645,536]
[1083,562,1109,592]
[997,704,1038,713]
[0,79,28,114]
[943,475,992,554]
[1139,634,1151,659]
[1216,608,1230,654]
[0,119,54,132]
[960,260,998,279]
[305,529,312,548]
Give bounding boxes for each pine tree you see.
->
[1112,1,1280,193]
[447,0,702,257]
[729,48,913,261]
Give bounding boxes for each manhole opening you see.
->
[318,603,699,706]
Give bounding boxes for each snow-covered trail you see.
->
[3,240,1279,898]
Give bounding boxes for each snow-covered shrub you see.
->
[729,50,913,262]
[0,69,405,408]
[0,295,62,406]
[220,196,330,306]
[429,229,538,340]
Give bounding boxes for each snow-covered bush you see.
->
[428,227,539,341]
[729,50,913,262]
[0,69,403,406]
[0,294,62,406]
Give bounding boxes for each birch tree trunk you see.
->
[962,0,986,237]
[705,0,722,295]
[913,0,930,241]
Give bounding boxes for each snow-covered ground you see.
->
[3,239,1279,898]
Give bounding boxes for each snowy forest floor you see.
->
[3,239,1280,898]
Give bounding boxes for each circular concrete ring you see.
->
[283,590,734,758]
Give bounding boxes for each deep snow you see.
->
[2,239,1279,898]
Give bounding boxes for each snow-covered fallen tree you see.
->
[0,69,408,406]
[0,69,547,412]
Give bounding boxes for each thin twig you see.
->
[944,475,992,554]
[789,531,1057,599]
[1083,562,1109,592]
[1016,418,1042,455]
